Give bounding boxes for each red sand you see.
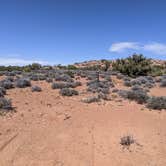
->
[0,79,166,166]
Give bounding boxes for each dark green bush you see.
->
[67,65,77,70]
[150,65,166,76]
[102,60,111,71]
[112,54,152,77]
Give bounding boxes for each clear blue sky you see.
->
[0,0,166,65]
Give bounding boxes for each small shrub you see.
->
[150,65,165,76]
[0,87,6,97]
[15,78,31,88]
[87,80,112,94]
[138,76,149,84]
[160,79,166,87]
[66,65,77,70]
[147,96,166,110]
[5,72,16,76]
[59,88,78,96]
[38,74,47,80]
[118,89,149,104]
[51,82,80,89]
[155,77,161,83]
[144,88,150,93]
[146,76,155,82]
[124,80,132,87]
[130,76,155,88]
[120,135,135,146]
[70,81,82,88]
[5,76,14,82]
[123,76,131,82]
[131,85,143,91]
[162,75,166,79]
[0,80,14,89]
[112,88,119,93]
[31,85,42,92]
[98,92,111,100]
[30,74,39,81]
[104,74,112,82]
[82,96,100,103]
[110,71,119,75]
[128,90,148,104]
[52,82,65,89]
[101,60,111,71]
[118,90,129,98]
[54,74,73,82]
[30,63,41,70]
[117,73,124,79]
[0,72,3,76]
[65,70,75,78]
[80,73,86,78]
[131,79,142,86]
[0,97,12,111]
[46,77,53,83]
[144,82,154,88]
[87,74,98,80]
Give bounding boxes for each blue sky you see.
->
[0,0,166,66]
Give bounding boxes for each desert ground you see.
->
[0,76,166,166]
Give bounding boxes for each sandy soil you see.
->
[149,85,166,97]
[0,79,166,166]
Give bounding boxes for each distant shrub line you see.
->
[0,55,165,77]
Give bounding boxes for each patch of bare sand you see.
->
[0,80,166,166]
[149,85,166,97]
